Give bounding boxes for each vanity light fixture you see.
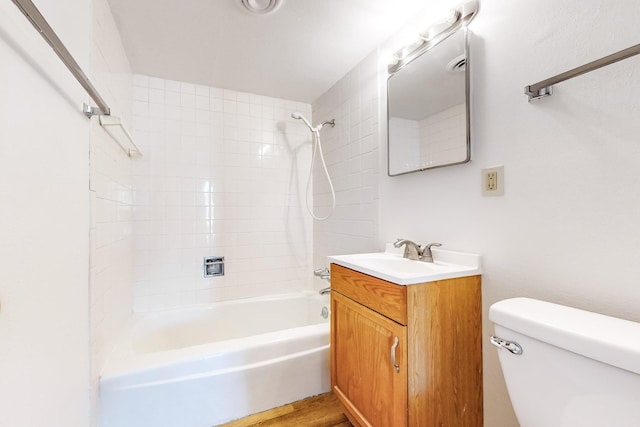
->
[388,0,478,73]
[418,9,461,42]
[239,0,284,15]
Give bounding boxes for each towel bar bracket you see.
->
[83,103,108,118]
[524,86,552,101]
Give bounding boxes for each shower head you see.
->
[291,112,314,131]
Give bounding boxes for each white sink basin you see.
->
[327,245,481,285]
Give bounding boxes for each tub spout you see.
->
[319,287,331,295]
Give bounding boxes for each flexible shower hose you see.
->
[306,128,336,221]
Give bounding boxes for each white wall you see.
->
[0,1,91,425]
[131,75,313,311]
[0,0,134,425]
[315,0,640,425]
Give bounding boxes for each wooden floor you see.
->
[217,392,353,427]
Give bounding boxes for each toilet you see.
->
[489,297,640,427]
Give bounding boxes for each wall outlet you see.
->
[482,166,504,196]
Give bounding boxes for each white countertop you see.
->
[327,244,481,285]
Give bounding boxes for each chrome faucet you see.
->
[394,238,442,263]
[314,268,331,295]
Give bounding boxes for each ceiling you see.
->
[106,0,441,103]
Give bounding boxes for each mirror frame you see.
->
[387,10,474,176]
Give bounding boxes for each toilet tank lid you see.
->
[490,297,640,375]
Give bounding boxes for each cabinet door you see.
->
[331,292,408,427]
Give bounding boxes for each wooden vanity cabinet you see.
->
[330,263,482,427]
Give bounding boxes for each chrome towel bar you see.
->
[525,42,640,101]
[12,0,142,157]
[12,0,111,116]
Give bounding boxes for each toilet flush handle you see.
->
[490,336,523,355]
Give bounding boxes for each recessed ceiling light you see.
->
[240,0,284,15]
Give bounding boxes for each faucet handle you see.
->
[421,243,442,262]
[314,268,330,281]
[393,238,421,260]
[424,243,442,250]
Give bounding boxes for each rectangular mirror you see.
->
[387,28,470,176]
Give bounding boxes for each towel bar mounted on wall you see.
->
[12,0,141,157]
[97,114,143,157]
[12,0,111,115]
[525,42,640,101]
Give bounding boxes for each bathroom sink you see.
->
[327,245,481,285]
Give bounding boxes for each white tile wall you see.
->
[389,104,466,173]
[389,117,420,172]
[418,103,466,166]
[132,75,313,311]
[89,0,134,424]
[311,52,381,285]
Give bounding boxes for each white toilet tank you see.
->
[489,297,640,427]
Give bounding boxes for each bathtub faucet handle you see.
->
[314,268,330,281]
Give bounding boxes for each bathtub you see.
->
[99,292,330,427]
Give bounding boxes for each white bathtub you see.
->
[99,292,330,427]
